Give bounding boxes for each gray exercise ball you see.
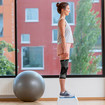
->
[13,71,45,102]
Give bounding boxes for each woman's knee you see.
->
[59,59,69,79]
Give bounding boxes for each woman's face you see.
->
[63,5,70,16]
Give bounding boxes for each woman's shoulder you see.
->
[58,18,67,26]
[58,18,66,22]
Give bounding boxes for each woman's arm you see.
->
[58,19,67,53]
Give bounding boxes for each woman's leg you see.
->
[59,58,69,92]
[59,43,71,93]
[59,79,66,92]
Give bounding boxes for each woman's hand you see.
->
[63,53,68,57]
[62,48,68,57]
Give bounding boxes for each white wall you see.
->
[0,78,104,98]
[42,78,105,98]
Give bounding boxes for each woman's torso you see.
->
[57,18,74,44]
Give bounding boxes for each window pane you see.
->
[0,14,3,37]
[25,8,38,21]
[52,29,57,41]
[69,48,73,62]
[70,0,102,75]
[21,34,30,43]
[0,0,2,5]
[96,55,102,68]
[93,35,102,50]
[0,0,15,76]
[66,2,74,23]
[52,2,59,24]
[17,0,103,76]
[22,47,44,69]
[52,2,74,25]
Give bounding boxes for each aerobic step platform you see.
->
[57,96,79,105]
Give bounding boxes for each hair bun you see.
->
[56,2,60,7]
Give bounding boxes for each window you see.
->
[94,35,102,50]
[0,0,3,5]
[92,0,99,3]
[96,55,102,69]
[25,8,39,22]
[0,0,16,77]
[52,2,74,26]
[16,0,104,77]
[69,48,73,62]
[0,14,3,37]
[89,35,102,52]
[21,34,30,44]
[21,46,44,70]
[52,29,57,43]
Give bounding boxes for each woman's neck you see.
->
[60,14,66,19]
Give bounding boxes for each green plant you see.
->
[70,0,101,75]
[0,40,15,76]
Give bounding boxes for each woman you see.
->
[56,2,74,97]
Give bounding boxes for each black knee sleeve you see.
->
[59,59,69,79]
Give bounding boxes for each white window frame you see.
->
[52,29,57,43]
[52,2,75,26]
[21,34,30,44]
[25,8,39,22]
[89,49,102,53]
[21,46,44,70]
[92,0,99,3]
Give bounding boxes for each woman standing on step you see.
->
[56,2,74,97]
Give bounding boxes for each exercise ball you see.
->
[13,71,45,102]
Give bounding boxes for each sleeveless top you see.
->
[57,18,74,44]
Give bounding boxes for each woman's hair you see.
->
[56,2,69,14]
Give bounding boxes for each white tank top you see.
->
[57,18,74,44]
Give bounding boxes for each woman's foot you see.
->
[59,90,75,97]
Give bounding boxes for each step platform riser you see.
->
[57,96,79,105]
